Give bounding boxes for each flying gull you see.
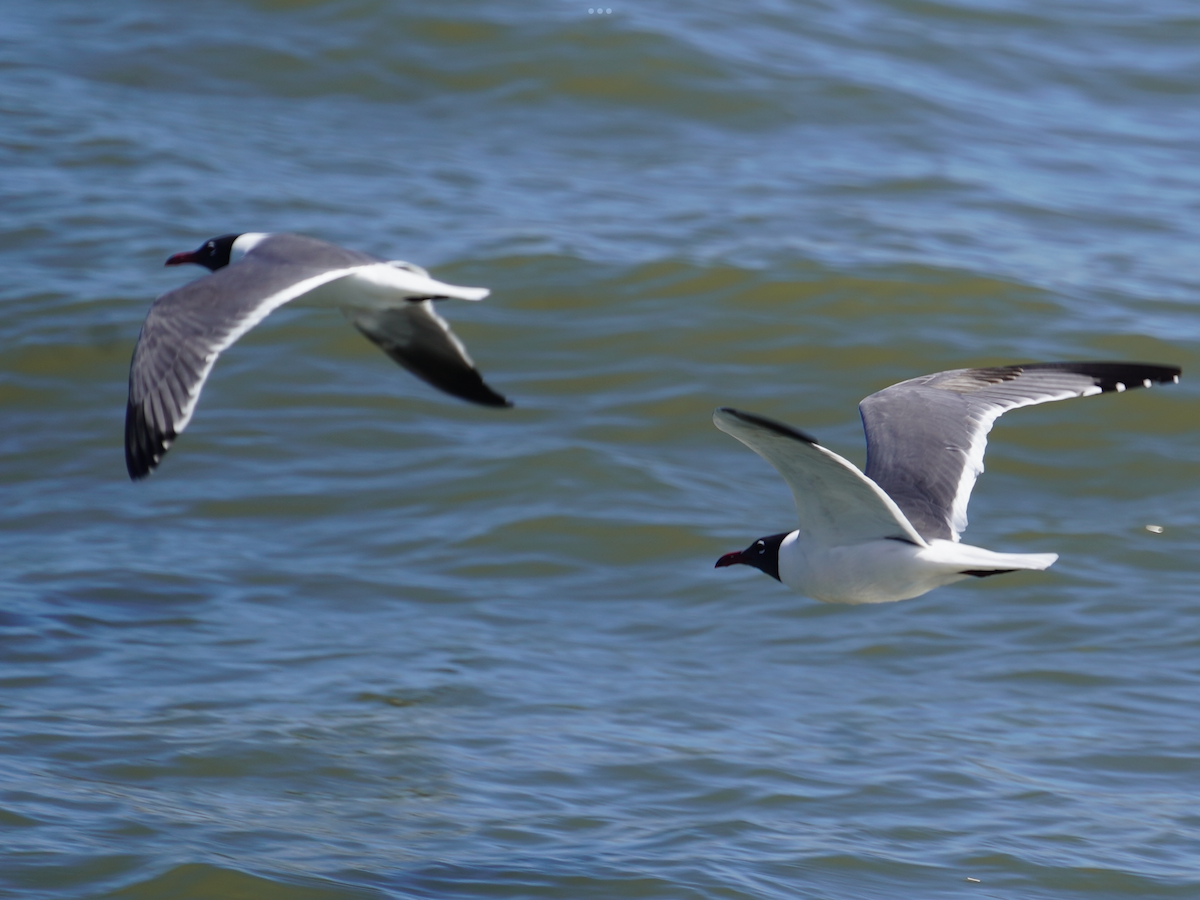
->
[125,233,511,479]
[714,361,1181,603]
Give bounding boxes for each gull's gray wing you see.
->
[346,303,511,409]
[246,233,382,271]
[125,245,370,479]
[714,408,926,547]
[859,362,1181,542]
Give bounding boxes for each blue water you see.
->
[2,2,1200,898]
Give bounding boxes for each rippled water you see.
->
[3,2,1200,898]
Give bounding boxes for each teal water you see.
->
[3,2,1200,898]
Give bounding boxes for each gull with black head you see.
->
[125,233,511,479]
[714,362,1181,604]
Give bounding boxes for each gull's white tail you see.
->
[921,540,1058,575]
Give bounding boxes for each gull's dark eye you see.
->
[756,541,765,554]
[206,242,215,250]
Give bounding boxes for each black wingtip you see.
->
[452,380,513,409]
[717,407,820,445]
[1019,361,1182,392]
[124,401,170,481]
[349,318,514,410]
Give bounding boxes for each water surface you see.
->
[2,2,1200,898]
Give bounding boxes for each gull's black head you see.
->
[165,234,242,271]
[715,532,787,581]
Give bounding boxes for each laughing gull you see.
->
[714,362,1181,604]
[125,233,511,479]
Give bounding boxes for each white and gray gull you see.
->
[125,233,511,479]
[714,361,1181,604]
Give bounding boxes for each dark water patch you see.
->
[963,852,1200,899]
[1042,752,1200,779]
[58,3,780,129]
[978,668,1126,688]
[355,684,492,710]
[99,863,382,900]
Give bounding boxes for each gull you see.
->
[125,233,511,479]
[714,362,1180,603]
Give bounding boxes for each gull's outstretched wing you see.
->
[347,302,511,408]
[859,362,1181,542]
[714,407,926,547]
[125,253,367,479]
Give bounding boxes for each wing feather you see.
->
[347,302,511,408]
[125,257,361,478]
[713,407,926,547]
[860,362,1181,541]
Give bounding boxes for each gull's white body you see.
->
[775,531,1056,605]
